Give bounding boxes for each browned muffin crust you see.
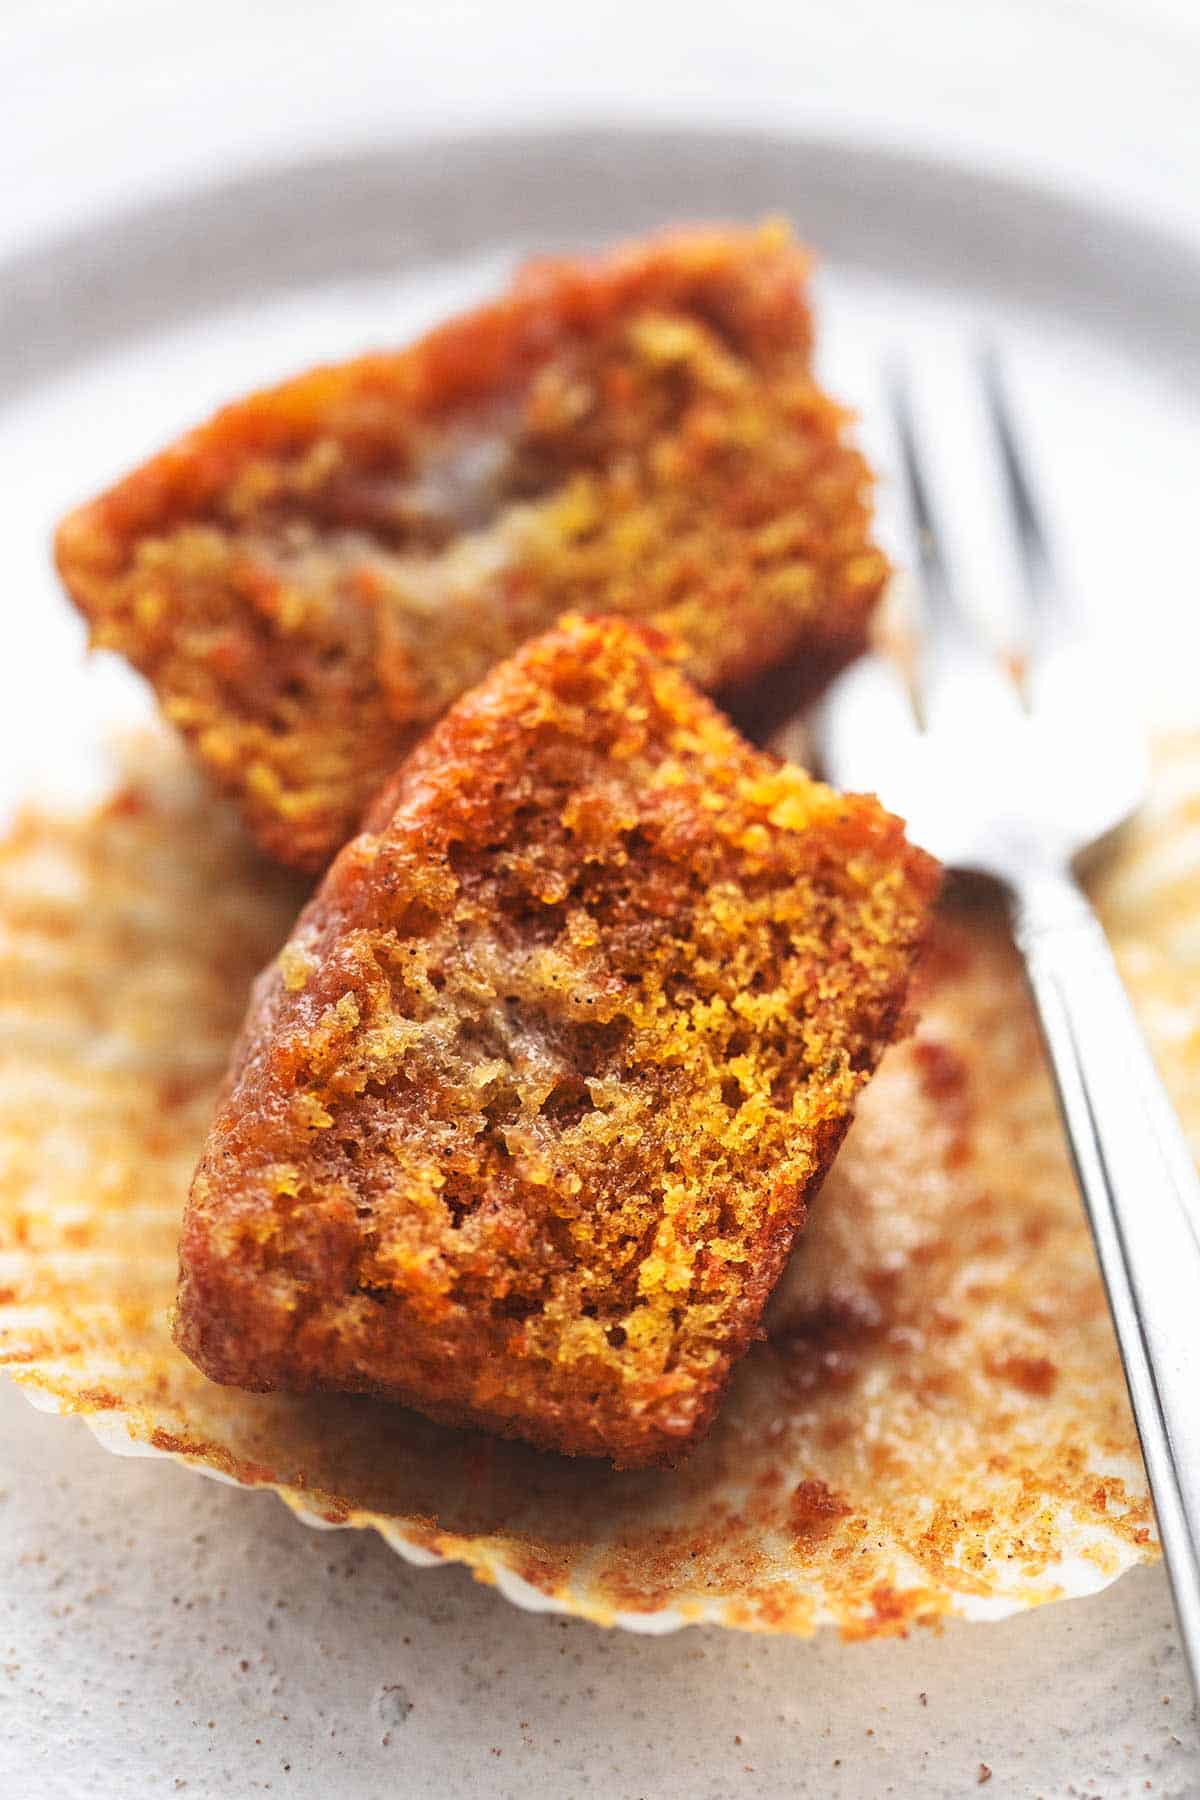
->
[56,222,887,870]
[174,617,937,1466]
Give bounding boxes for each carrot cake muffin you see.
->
[56,223,887,870]
[174,616,937,1466]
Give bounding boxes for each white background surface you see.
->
[4,4,1200,1795]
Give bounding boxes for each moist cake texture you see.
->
[174,616,937,1466]
[56,222,888,869]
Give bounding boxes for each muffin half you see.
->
[57,223,887,869]
[175,617,938,1466]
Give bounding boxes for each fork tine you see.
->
[978,349,1068,639]
[886,361,1017,728]
[810,653,919,799]
[888,362,988,658]
[978,350,1119,753]
[888,362,947,609]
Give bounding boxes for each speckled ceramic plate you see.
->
[2,127,1198,1635]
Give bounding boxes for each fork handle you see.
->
[1011,864,1200,1699]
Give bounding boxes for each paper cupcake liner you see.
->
[4,732,1198,1636]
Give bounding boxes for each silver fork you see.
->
[813,356,1200,1700]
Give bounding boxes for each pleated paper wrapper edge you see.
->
[4,732,1198,1636]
